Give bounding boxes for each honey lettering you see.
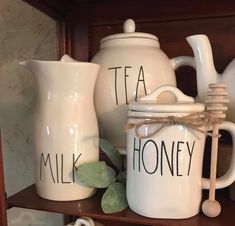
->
[132,138,195,176]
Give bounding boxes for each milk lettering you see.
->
[40,153,82,183]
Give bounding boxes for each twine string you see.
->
[126,112,221,139]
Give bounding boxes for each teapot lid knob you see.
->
[100,18,158,45]
[123,19,136,33]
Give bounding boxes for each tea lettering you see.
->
[132,138,195,176]
[135,66,147,101]
[40,153,82,183]
[108,65,147,105]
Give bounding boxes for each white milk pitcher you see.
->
[20,57,100,201]
[126,85,235,219]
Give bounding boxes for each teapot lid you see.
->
[101,19,158,44]
[129,86,205,114]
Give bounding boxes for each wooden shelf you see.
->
[7,184,235,226]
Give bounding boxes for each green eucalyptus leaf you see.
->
[101,182,128,214]
[76,161,116,188]
[99,138,122,170]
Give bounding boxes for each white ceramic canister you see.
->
[126,85,235,219]
[92,19,193,150]
[20,57,100,201]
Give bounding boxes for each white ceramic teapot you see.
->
[92,19,194,149]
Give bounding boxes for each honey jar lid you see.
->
[129,85,205,113]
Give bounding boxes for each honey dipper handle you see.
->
[209,124,219,201]
[202,83,229,218]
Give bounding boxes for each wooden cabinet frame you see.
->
[0,134,7,226]
[1,0,235,225]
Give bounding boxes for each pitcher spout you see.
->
[19,60,37,72]
[19,60,28,67]
[186,34,218,101]
[19,60,37,75]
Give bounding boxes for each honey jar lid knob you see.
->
[124,19,136,33]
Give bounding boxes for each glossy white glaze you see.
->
[92,19,192,149]
[20,57,100,201]
[126,86,235,219]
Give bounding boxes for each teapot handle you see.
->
[170,56,195,70]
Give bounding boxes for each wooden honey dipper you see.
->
[202,83,229,217]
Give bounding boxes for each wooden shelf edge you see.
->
[7,184,235,226]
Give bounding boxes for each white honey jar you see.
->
[126,85,235,219]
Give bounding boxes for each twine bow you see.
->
[126,112,221,139]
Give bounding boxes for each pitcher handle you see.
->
[74,217,95,226]
[170,56,195,70]
[202,121,235,189]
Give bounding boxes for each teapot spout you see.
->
[19,60,28,67]
[186,34,218,101]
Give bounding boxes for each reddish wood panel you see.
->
[58,21,72,57]
[67,6,90,60]
[0,133,7,226]
[88,0,235,26]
